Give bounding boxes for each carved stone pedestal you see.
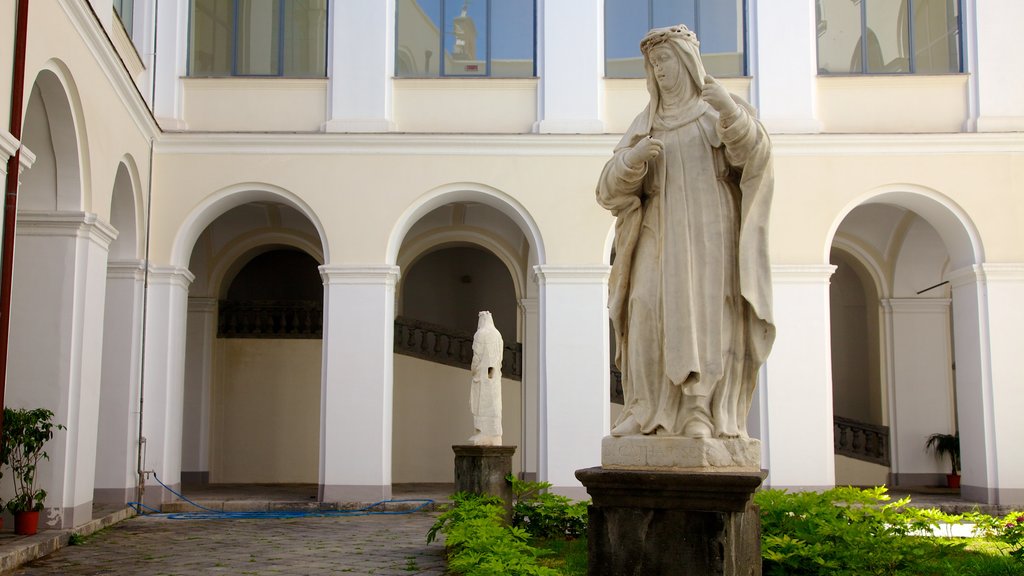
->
[576,467,766,576]
[453,445,517,519]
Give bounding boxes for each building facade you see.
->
[0,0,1022,529]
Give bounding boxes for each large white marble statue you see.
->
[469,311,503,446]
[598,25,775,441]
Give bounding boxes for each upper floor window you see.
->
[396,0,536,78]
[114,0,134,36]
[816,0,962,74]
[605,0,747,78]
[188,0,328,77]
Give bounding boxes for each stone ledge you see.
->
[602,435,761,471]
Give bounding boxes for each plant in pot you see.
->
[925,431,961,489]
[3,407,64,535]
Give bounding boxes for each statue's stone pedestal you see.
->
[453,445,517,519]
[577,436,765,576]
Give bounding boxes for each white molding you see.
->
[533,265,610,284]
[58,0,159,138]
[771,264,837,283]
[946,264,984,288]
[981,263,1024,282]
[16,211,118,247]
[0,130,18,160]
[106,258,146,280]
[148,265,195,288]
[187,297,218,313]
[882,298,952,313]
[18,145,36,172]
[319,264,401,286]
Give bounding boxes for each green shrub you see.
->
[427,492,559,576]
[975,511,1024,564]
[508,475,589,539]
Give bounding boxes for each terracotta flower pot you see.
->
[946,473,961,490]
[14,510,39,535]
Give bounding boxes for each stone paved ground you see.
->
[8,511,447,575]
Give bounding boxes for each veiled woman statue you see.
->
[598,25,775,440]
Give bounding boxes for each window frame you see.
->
[603,0,749,78]
[114,0,134,36]
[187,0,329,78]
[816,0,964,75]
[395,0,538,79]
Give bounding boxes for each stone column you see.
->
[182,297,217,485]
[95,259,146,506]
[319,265,400,501]
[762,265,837,491]
[7,211,116,528]
[749,0,821,133]
[534,265,610,498]
[139,266,194,506]
[324,0,394,132]
[534,0,604,133]
[882,298,955,487]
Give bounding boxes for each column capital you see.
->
[148,265,195,289]
[319,264,401,286]
[881,297,952,314]
[533,264,610,285]
[16,211,118,249]
[107,259,147,280]
[946,264,984,288]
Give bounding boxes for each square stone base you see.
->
[453,445,517,520]
[602,435,761,471]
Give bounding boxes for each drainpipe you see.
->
[0,0,31,429]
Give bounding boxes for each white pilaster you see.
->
[967,0,1024,132]
[318,265,400,500]
[139,266,194,505]
[882,298,955,486]
[323,0,395,132]
[749,0,821,133]
[520,297,539,479]
[7,212,116,528]
[95,259,146,506]
[534,0,604,134]
[762,265,836,490]
[534,265,610,497]
[152,0,188,130]
[182,297,217,483]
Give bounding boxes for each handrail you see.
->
[833,415,890,466]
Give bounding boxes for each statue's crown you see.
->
[640,24,699,55]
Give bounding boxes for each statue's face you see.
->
[648,44,694,101]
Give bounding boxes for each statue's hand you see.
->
[702,75,739,117]
[625,136,663,170]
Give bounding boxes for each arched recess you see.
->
[389,185,545,484]
[826,185,986,493]
[95,159,145,506]
[175,188,328,489]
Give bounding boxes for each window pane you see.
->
[114,0,134,36]
[699,0,744,76]
[865,0,909,72]
[396,0,443,76]
[605,0,650,78]
[445,0,487,76]
[283,0,327,76]
[653,0,694,29]
[236,0,281,75]
[490,0,535,77]
[913,0,960,73]
[190,0,234,76]
[816,0,863,73]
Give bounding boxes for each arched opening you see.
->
[181,200,325,490]
[828,194,978,493]
[392,199,536,484]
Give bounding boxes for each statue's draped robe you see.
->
[471,316,504,437]
[598,98,775,436]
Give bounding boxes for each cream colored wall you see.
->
[210,339,321,483]
[393,354,522,483]
[183,78,328,132]
[834,455,890,488]
[817,76,968,133]
[393,79,538,133]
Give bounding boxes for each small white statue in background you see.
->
[470,311,503,446]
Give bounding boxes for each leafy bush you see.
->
[975,511,1024,564]
[755,486,969,576]
[508,475,589,539]
[427,492,558,576]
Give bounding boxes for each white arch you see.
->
[825,184,984,270]
[831,236,890,300]
[209,231,326,300]
[386,182,546,268]
[398,227,526,302]
[27,60,90,212]
[171,182,329,268]
[109,156,143,260]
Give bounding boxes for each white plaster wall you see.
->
[817,76,968,133]
[393,355,522,483]
[394,79,538,133]
[210,339,321,483]
[183,79,328,132]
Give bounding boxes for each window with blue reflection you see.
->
[816,0,961,74]
[396,0,536,78]
[188,0,327,77]
[605,0,746,78]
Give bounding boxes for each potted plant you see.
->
[3,407,64,535]
[925,431,961,489]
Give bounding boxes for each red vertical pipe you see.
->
[0,0,31,420]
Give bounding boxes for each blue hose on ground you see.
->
[128,473,434,520]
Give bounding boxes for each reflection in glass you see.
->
[864,0,908,73]
[236,0,281,76]
[190,0,234,76]
[396,0,535,78]
[114,0,135,36]
[283,0,328,77]
[913,0,960,74]
[605,0,745,78]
